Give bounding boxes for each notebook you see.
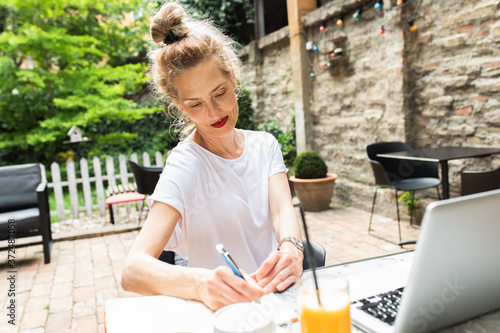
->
[350,189,500,333]
[105,293,297,332]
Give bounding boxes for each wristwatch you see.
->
[278,237,304,252]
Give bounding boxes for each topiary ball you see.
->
[293,151,328,179]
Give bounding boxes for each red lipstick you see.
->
[211,116,228,128]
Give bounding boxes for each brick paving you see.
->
[0,205,418,332]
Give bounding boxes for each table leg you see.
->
[440,161,450,199]
[109,205,115,225]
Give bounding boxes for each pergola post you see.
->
[286,0,316,154]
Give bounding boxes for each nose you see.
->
[206,99,222,121]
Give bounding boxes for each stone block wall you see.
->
[240,27,296,132]
[403,0,500,195]
[239,0,500,216]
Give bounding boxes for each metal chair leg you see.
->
[368,187,379,233]
[369,187,404,246]
[395,190,402,243]
[137,200,146,226]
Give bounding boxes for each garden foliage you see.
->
[0,0,165,166]
[0,0,256,168]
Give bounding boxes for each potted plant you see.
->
[289,151,338,211]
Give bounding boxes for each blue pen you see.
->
[216,244,244,279]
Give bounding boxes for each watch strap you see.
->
[278,237,304,252]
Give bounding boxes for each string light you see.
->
[397,0,404,5]
[408,19,418,31]
[312,44,319,52]
[309,72,316,79]
[353,8,361,19]
[336,16,344,26]
[374,1,382,10]
[319,22,326,31]
[380,24,386,35]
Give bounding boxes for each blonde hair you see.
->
[148,1,241,136]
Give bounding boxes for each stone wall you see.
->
[240,27,296,131]
[239,0,500,216]
[403,0,500,195]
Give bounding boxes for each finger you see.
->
[217,267,263,303]
[258,250,296,288]
[241,270,265,300]
[211,268,249,303]
[261,264,294,294]
[256,250,280,281]
[276,274,298,292]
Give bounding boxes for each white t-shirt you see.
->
[147,130,287,273]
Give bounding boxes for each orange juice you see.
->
[298,276,351,333]
[300,298,350,333]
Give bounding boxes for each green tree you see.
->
[0,0,161,166]
[178,0,254,45]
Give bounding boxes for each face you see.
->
[175,60,238,139]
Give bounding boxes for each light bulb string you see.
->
[384,0,416,13]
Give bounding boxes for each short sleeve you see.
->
[268,134,288,178]
[147,145,192,218]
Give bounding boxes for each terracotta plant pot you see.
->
[289,173,338,211]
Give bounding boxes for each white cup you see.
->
[213,302,292,333]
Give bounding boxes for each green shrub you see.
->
[235,86,256,130]
[257,114,296,170]
[293,151,327,179]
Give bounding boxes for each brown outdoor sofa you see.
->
[0,163,52,264]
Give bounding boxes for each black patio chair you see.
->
[303,239,326,270]
[366,142,441,245]
[128,160,163,224]
[0,163,52,264]
[461,166,500,196]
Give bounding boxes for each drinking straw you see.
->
[299,204,322,307]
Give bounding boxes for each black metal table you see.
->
[377,147,500,199]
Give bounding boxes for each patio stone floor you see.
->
[0,204,418,333]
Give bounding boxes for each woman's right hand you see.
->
[196,266,265,311]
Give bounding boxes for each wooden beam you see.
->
[287,0,317,154]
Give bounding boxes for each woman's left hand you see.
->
[251,243,303,294]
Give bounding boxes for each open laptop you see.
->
[350,189,500,333]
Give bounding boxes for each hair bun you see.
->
[150,2,189,45]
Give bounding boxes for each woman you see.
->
[121,1,303,311]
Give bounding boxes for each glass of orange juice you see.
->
[297,272,351,333]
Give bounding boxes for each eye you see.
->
[215,90,227,98]
[189,102,202,109]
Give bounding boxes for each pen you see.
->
[216,244,244,279]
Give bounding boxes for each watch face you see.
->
[291,238,304,250]
[279,237,304,252]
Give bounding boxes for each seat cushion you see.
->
[105,192,146,205]
[0,163,41,212]
[0,208,42,237]
[392,177,441,191]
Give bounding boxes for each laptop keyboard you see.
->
[351,287,405,326]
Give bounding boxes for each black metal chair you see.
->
[461,166,500,196]
[128,160,163,224]
[366,142,441,244]
[129,161,179,265]
[0,163,52,264]
[302,239,326,270]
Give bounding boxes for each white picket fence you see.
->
[48,151,165,222]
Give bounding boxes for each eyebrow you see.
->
[182,82,226,102]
